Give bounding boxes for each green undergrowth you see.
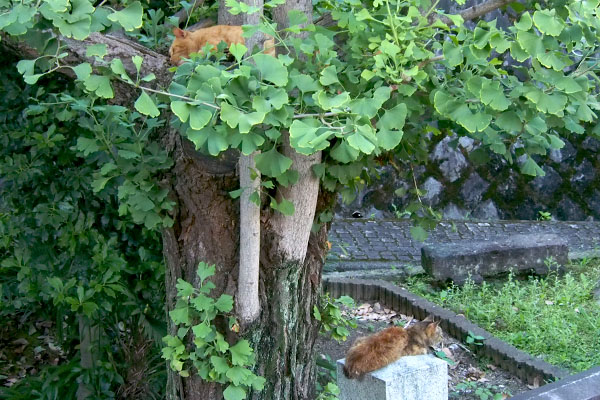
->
[399,259,600,373]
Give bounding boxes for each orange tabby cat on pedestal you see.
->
[169,26,276,65]
[343,315,443,379]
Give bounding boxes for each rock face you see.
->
[336,132,600,222]
[421,234,569,284]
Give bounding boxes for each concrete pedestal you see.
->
[337,355,448,400]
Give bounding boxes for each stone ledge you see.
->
[510,366,600,400]
[324,278,569,385]
[421,234,568,284]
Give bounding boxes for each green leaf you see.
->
[255,148,293,177]
[132,55,143,73]
[313,306,322,320]
[525,89,567,116]
[83,75,114,98]
[226,367,252,386]
[72,62,92,81]
[537,51,568,71]
[192,323,212,338]
[330,140,359,163]
[533,9,564,36]
[443,41,462,67]
[17,59,35,76]
[377,103,407,131]
[176,279,194,297]
[314,90,350,110]
[517,31,544,57]
[214,295,234,312]
[135,91,160,117]
[76,137,100,155]
[230,340,253,366]
[169,306,190,325]
[347,125,377,154]
[171,101,190,122]
[510,42,529,62]
[254,54,288,86]
[262,87,288,110]
[480,80,510,111]
[211,356,231,374]
[320,66,339,86]
[229,43,248,62]
[24,74,43,85]
[86,43,108,58]
[190,108,212,130]
[410,226,428,242]
[107,1,143,31]
[191,294,214,311]
[223,385,246,400]
[289,71,320,93]
[515,11,532,31]
[197,262,216,283]
[521,156,545,177]
[495,112,522,133]
[350,87,391,119]
[276,198,295,216]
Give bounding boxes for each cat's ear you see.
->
[423,314,435,322]
[173,27,187,38]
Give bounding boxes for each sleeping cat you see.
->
[169,26,276,65]
[343,315,443,379]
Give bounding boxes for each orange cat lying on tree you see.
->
[343,315,443,379]
[169,26,276,65]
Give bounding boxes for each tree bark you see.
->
[161,127,332,400]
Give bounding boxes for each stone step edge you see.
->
[323,278,570,386]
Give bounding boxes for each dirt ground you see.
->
[315,302,532,399]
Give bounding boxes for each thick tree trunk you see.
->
[162,128,332,400]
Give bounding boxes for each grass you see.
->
[400,258,600,372]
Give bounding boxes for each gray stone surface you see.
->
[549,139,576,163]
[442,203,469,220]
[326,219,600,275]
[460,173,490,207]
[337,356,448,400]
[431,136,468,182]
[421,234,568,284]
[422,177,443,206]
[557,196,586,221]
[473,199,499,220]
[531,166,562,201]
[510,366,600,400]
[572,159,596,193]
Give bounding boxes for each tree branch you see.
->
[460,0,513,22]
[2,31,171,89]
[316,0,514,28]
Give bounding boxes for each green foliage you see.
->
[314,294,357,342]
[162,262,265,400]
[452,381,508,400]
[402,260,600,372]
[537,210,552,221]
[465,331,485,347]
[315,354,340,400]
[0,56,166,396]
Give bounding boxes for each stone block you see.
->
[337,355,448,400]
[421,234,568,284]
[511,366,600,400]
